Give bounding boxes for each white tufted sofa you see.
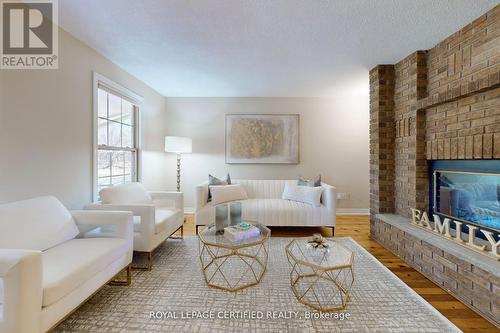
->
[194,179,336,234]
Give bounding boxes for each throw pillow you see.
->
[0,196,80,251]
[210,184,248,205]
[208,173,232,201]
[99,182,153,204]
[297,175,322,187]
[283,182,323,207]
[209,173,232,185]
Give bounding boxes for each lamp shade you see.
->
[165,136,192,153]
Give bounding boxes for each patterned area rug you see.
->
[54,237,461,333]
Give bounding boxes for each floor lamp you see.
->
[165,136,192,192]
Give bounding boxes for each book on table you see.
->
[223,225,260,242]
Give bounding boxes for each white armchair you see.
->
[0,196,133,333]
[85,183,185,270]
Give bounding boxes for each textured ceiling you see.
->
[59,0,498,97]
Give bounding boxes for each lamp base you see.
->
[176,154,181,192]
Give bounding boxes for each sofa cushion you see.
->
[41,238,129,307]
[0,196,79,251]
[132,208,182,234]
[282,183,323,207]
[198,198,333,227]
[242,199,333,226]
[210,184,248,205]
[232,179,292,199]
[99,183,153,204]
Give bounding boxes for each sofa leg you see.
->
[331,226,335,237]
[196,225,199,235]
[109,265,131,286]
[170,223,184,239]
[132,252,152,271]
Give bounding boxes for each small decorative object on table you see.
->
[224,222,259,242]
[215,202,243,232]
[230,202,242,225]
[215,204,229,233]
[307,233,329,249]
[238,222,251,229]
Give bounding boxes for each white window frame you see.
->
[92,72,144,201]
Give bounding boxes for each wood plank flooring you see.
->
[174,215,497,333]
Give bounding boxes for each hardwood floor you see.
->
[175,215,497,332]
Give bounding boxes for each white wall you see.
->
[0,28,370,212]
[0,29,166,209]
[141,96,370,211]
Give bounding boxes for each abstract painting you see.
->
[225,114,299,164]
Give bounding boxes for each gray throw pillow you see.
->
[209,173,231,186]
[297,175,322,187]
[208,173,232,201]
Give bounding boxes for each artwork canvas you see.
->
[226,114,299,164]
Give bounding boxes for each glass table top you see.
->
[285,239,354,270]
[198,222,271,249]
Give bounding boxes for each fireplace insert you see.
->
[431,160,500,233]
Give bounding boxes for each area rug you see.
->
[53,237,461,332]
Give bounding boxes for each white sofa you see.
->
[85,183,184,270]
[0,196,133,333]
[194,179,336,234]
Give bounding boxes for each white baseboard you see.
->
[184,207,369,215]
[336,208,369,215]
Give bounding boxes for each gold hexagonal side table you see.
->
[285,238,354,311]
[198,223,270,292]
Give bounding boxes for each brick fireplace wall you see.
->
[369,5,500,326]
[425,6,500,161]
[370,5,500,217]
[426,88,500,160]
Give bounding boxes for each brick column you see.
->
[415,52,429,211]
[369,65,395,224]
[394,52,428,216]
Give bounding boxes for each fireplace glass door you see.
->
[434,170,500,232]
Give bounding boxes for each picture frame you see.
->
[225,114,300,164]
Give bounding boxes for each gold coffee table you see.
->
[198,222,270,291]
[285,238,354,311]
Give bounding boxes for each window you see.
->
[93,73,143,199]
